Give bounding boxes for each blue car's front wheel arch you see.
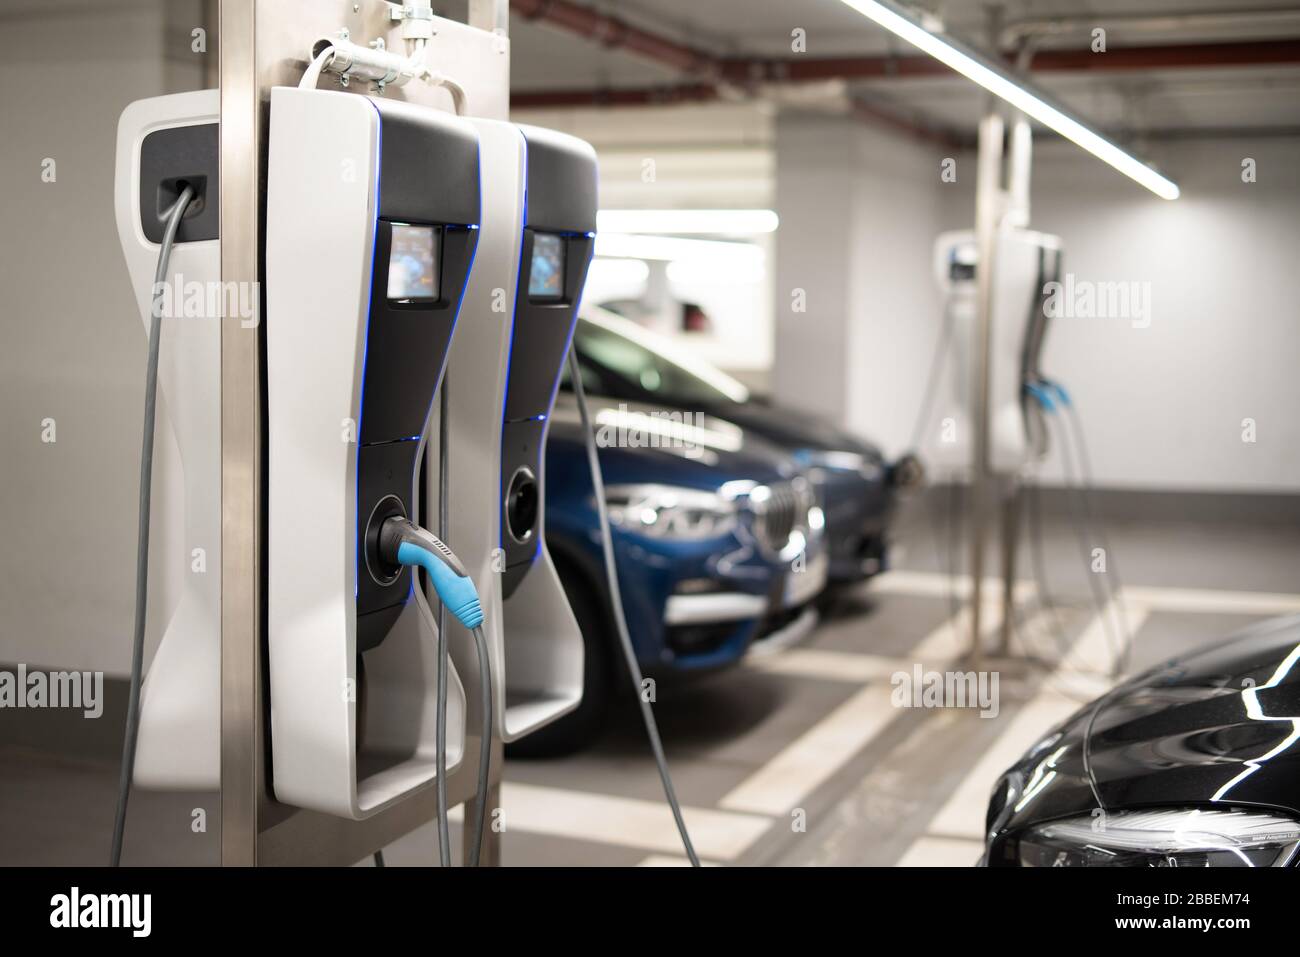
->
[505,540,618,757]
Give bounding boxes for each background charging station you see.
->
[932,226,1063,476]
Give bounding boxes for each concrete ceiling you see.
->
[483,0,1300,137]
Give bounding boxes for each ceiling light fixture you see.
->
[837,0,1180,199]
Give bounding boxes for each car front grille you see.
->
[752,478,814,554]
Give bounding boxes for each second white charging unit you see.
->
[441,122,597,741]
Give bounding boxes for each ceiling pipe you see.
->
[515,38,1300,108]
[1001,7,1300,48]
[849,97,974,149]
[512,0,719,77]
[1021,39,1300,72]
[716,39,1300,83]
[512,83,721,108]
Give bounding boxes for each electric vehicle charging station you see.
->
[265,86,480,820]
[923,112,1072,662]
[113,89,222,791]
[931,225,1063,476]
[437,120,595,742]
[102,0,700,867]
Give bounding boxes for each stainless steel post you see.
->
[217,0,511,867]
[968,111,1005,668]
[219,0,262,868]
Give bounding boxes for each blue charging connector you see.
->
[1024,380,1057,413]
[379,516,484,628]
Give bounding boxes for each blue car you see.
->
[571,308,921,587]
[511,386,828,755]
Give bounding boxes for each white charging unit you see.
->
[266,87,481,819]
[932,226,1063,475]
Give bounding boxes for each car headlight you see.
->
[1018,808,1300,867]
[605,484,737,541]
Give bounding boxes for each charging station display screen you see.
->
[387,224,441,301]
[528,233,565,301]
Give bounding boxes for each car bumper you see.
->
[815,468,897,584]
[664,549,829,625]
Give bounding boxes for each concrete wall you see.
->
[0,1,211,675]
[773,113,953,456]
[1024,136,1300,492]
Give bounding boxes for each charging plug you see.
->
[378,516,483,629]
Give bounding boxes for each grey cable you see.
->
[373,850,386,867]
[468,624,492,866]
[1060,401,1134,672]
[1026,470,1071,656]
[909,297,957,453]
[435,384,451,867]
[567,348,700,867]
[1050,411,1127,675]
[112,185,195,867]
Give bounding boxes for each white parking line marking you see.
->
[746,648,906,683]
[499,782,771,860]
[911,599,1150,848]
[1122,584,1300,616]
[717,682,901,817]
[636,854,720,866]
[894,835,984,867]
[875,570,1300,616]
[872,570,1037,602]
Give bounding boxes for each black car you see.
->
[983,615,1300,867]
[571,306,922,586]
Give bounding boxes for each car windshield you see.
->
[569,313,750,407]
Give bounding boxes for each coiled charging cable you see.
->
[567,348,700,866]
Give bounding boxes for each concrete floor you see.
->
[387,501,1300,866]
[3,502,1298,866]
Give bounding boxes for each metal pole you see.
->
[219,0,262,867]
[464,0,507,869]
[968,111,1004,669]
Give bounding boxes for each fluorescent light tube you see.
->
[838,0,1180,200]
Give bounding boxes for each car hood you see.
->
[548,393,799,487]
[993,616,1300,838]
[700,397,886,465]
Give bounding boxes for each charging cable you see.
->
[377,515,492,866]
[567,348,700,867]
[1022,380,1132,677]
[111,185,196,867]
